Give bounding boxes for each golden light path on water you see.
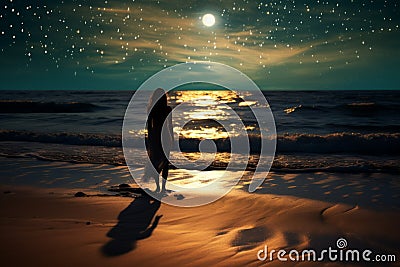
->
[170,90,255,140]
[166,90,255,191]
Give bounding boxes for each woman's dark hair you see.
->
[148,88,168,114]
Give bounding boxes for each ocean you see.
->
[0,90,399,174]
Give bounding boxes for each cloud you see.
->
[83,3,313,74]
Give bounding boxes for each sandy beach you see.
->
[1,158,399,267]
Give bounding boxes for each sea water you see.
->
[0,90,399,173]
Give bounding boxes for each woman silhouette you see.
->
[144,88,173,193]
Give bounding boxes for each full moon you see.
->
[202,14,215,27]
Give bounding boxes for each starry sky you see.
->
[1,0,399,90]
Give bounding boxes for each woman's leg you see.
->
[161,163,169,192]
[154,174,160,192]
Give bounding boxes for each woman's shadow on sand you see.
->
[101,195,162,257]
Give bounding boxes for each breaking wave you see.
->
[0,100,105,113]
[0,130,399,155]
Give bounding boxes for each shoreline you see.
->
[0,157,399,210]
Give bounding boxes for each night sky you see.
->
[1,0,399,90]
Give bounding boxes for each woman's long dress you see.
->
[144,106,172,180]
